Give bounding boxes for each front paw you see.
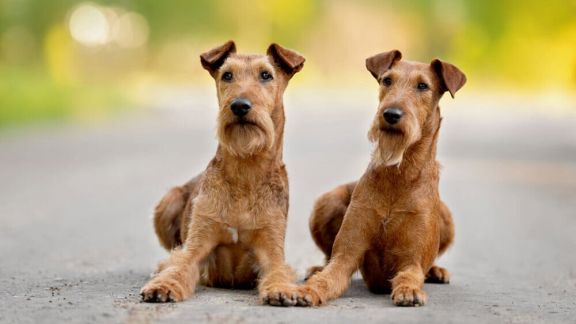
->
[260,283,301,307]
[294,285,323,307]
[391,286,427,307]
[140,277,188,303]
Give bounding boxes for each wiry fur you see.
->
[140,41,305,305]
[216,68,277,158]
[217,113,275,158]
[296,51,466,307]
[368,114,420,167]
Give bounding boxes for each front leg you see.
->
[391,264,427,306]
[141,216,221,302]
[298,204,379,306]
[388,209,441,307]
[251,220,299,307]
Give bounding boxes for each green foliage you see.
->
[0,66,127,127]
[0,0,574,127]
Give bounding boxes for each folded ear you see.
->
[365,50,402,80]
[267,43,305,77]
[431,59,467,98]
[200,41,236,76]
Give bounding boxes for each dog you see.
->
[295,50,466,307]
[140,41,305,306]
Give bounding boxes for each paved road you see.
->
[1,89,576,323]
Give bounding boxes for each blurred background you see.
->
[1,0,575,127]
[2,2,576,322]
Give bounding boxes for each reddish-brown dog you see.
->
[140,41,305,306]
[296,50,466,307]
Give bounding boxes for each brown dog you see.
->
[296,50,466,307]
[140,41,305,306]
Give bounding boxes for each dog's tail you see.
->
[153,186,188,250]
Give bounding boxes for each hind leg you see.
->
[426,265,450,284]
[361,249,392,294]
[202,245,258,289]
[426,200,454,284]
[153,174,203,250]
[306,182,356,279]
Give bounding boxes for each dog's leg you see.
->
[203,245,258,289]
[360,249,392,294]
[140,217,220,302]
[233,251,259,289]
[297,204,379,306]
[153,186,188,250]
[251,221,300,307]
[304,266,325,281]
[437,200,454,256]
[425,200,453,284]
[425,265,450,284]
[153,175,203,250]
[391,264,427,306]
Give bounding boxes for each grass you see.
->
[0,67,129,128]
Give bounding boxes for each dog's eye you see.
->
[417,82,429,91]
[221,72,233,82]
[260,71,273,81]
[382,77,392,86]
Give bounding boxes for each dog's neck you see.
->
[370,106,441,183]
[214,102,286,183]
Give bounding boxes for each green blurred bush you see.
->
[0,0,574,127]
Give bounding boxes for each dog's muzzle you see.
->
[230,98,252,117]
[383,107,403,125]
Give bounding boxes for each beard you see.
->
[368,117,420,167]
[217,112,275,158]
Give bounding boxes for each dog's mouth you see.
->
[380,126,404,136]
[227,118,261,129]
[224,118,269,136]
[218,113,276,157]
[235,118,257,126]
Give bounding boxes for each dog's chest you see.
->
[226,226,239,243]
[221,217,256,245]
[225,210,257,229]
[199,174,287,231]
[222,187,284,228]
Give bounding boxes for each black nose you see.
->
[230,98,252,117]
[383,108,403,125]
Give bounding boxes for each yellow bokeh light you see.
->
[112,12,149,48]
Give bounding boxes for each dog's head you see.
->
[365,50,466,166]
[200,41,305,158]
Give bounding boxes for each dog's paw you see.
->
[425,265,450,284]
[260,283,300,307]
[140,278,186,303]
[391,286,427,307]
[304,266,324,281]
[294,285,323,307]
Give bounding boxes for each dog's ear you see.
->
[365,50,402,80]
[267,43,305,77]
[431,59,467,98]
[200,41,236,76]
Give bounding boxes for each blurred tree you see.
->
[0,0,575,127]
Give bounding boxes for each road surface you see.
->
[1,88,575,323]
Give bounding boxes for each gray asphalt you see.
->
[1,88,576,323]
